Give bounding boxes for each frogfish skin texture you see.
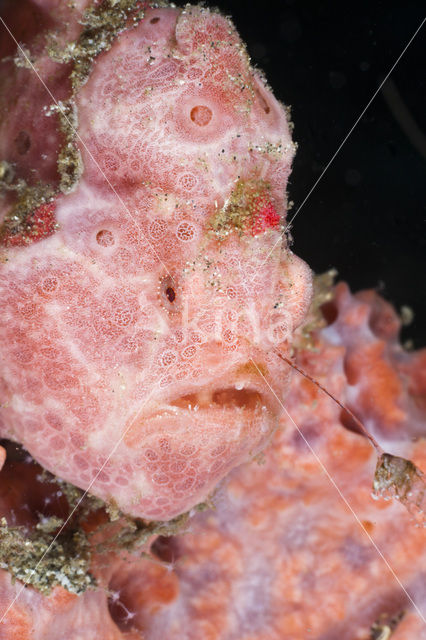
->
[0,1,312,520]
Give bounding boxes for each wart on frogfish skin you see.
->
[209,178,281,239]
[0,199,57,247]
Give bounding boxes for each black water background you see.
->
[209,0,426,347]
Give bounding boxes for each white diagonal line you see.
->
[0,16,171,278]
[252,15,426,279]
[249,357,426,625]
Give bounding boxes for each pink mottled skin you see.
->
[0,2,312,520]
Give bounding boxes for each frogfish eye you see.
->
[166,286,176,303]
[160,275,180,312]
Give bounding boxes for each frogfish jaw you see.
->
[115,372,282,520]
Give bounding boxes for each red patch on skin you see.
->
[250,196,280,235]
[1,202,57,247]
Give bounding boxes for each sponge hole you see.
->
[14,130,31,155]
[96,229,115,247]
[321,300,338,326]
[190,105,213,126]
[150,535,180,563]
[107,588,137,632]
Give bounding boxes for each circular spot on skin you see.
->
[97,470,109,483]
[74,454,89,470]
[112,306,135,327]
[223,328,236,344]
[45,413,63,431]
[150,16,160,24]
[19,302,39,319]
[176,221,195,242]
[14,130,31,155]
[182,345,196,359]
[190,105,213,126]
[159,375,172,388]
[174,331,184,344]
[160,350,176,367]
[175,476,195,491]
[169,460,186,473]
[148,218,167,240]
[179,444,196,457]
[210,459,226,473]
[210,443,227,458]
[70,431,85,449]
[226,310,238,323]
[50,436,65,450]
[41,277,58,293]
[152,472,169,485]
[103,155,119,172]
[158,437,171,453]
[96,229,115,247]
[13,348,33,364]
[177,172,197,192]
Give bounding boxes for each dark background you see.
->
[188,0,426,347]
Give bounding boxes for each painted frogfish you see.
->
[0,0,313,521]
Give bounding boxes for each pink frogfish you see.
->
[0,1,312,521]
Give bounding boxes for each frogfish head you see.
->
[0,3,312,519]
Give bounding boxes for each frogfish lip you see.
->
[149,371,282,420]
[121,369,285,520]
[170,386,267,411]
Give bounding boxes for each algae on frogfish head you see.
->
[373,453,426,527]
